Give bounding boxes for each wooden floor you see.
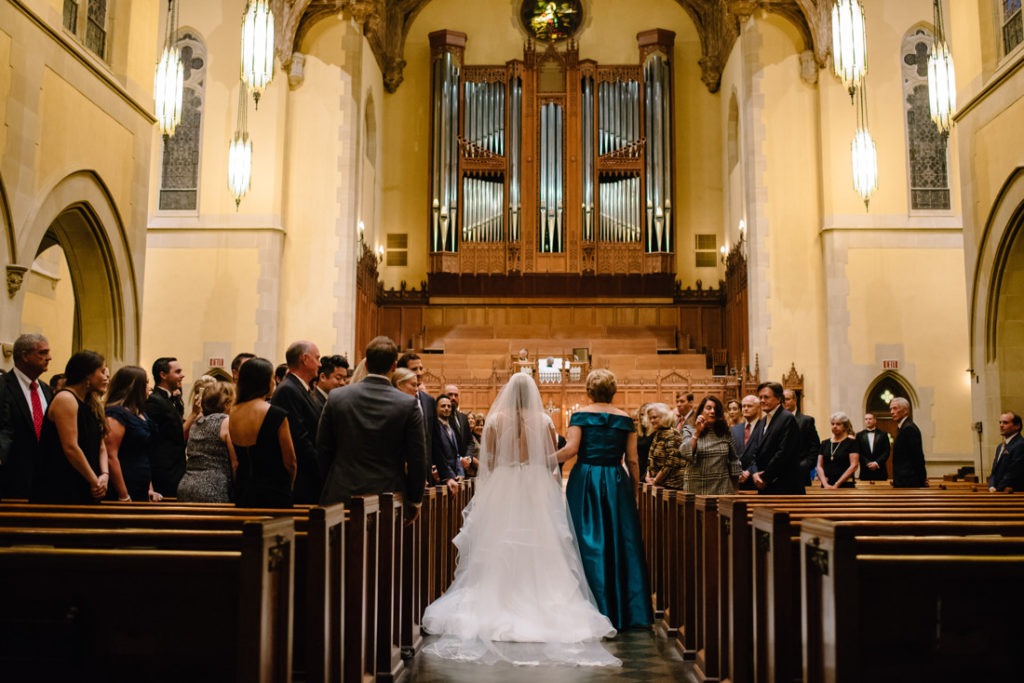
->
[405,628,697,682]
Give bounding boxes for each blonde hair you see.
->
[189,375,218,411]
[349,359,368,384]
[645,402,673,429]
[391,367,416,389]
[585,368,617,403]
[201,381,236,416]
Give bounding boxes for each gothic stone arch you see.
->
[16,171,140,367]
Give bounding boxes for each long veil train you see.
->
[421,373,620,666]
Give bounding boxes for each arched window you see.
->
[901,27,951,212]
[1003,0,1023,55]
[159,33,206,212]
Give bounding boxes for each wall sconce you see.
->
[376,245,385,264]
[738,219,747,239]
[357,221,365,246]
[719,244,728,264]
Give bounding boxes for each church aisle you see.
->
[406,629,697,681]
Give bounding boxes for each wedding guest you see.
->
[816,412,861,489]
[348,359,368,384]
[890,397,927,487]
[0,333,53,499]
[32,350,110,504]
[391,367,419,397]
[104,366,157,502]
[230,352,255,384]
[462,412,482,477]
[679,396,741,495]
[146,356,187,497]
[273,363,288,387]
[725,399,742,427]
[48,373,66,394]
[556,368,652,631]
[229,358,295,508]
[272,340,323,504]
[178,381,236,503]
[183,375,218,439]
[644,403,684,489]
[205,367,233,383]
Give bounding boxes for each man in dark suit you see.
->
[272,340,324,504]
[443,383,472,457]
[988,412,1023,493]
[747,381,804,495]
[889,397,927,487]
[146,357,186,497]
[398,353,444,489]
[0,334,53,499]
[733,394,761,490]
[311,354,349,415]
[783,389,820,483]
[856,412,890,481]
[433,395,464,483]
[317,336,426,518]
[675,392,695,430]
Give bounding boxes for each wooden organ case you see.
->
[428,29,678,298]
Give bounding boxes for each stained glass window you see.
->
[159,34,206,212]
[1004,0,1023,55]
[63,0,78,33]
[901,29,951,212]
[85,0,107,58]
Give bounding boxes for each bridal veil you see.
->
[421,372,620,666]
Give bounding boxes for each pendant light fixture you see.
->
[153,0,184,136]
[240,0,275,107]
[228,82,253,209]
[927,0,957,132]
[832,0,868,99]
[851,81,878,210]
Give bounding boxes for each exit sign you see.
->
[882,359,899,370]
[208,357,225,367]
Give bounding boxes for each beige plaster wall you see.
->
[379,0,721,290]
[140,243,262,392]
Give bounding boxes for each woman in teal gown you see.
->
[556,368,653,630]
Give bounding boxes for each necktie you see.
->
[744,421,752,446]
[29,380,44,440]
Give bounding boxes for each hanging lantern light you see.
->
[228,83,253,209]
[832,0,868,100]
[240,0,275,108]
[851,82,878,210]
[928,0,957,132]
[153,0,184,136]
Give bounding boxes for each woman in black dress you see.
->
[816,411,861,489]
[104,366,156,502]
[32,350,110,504]
[228,358,296,507]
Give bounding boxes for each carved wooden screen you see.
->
[428,29,677,293]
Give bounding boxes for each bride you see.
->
[421,372,620,666]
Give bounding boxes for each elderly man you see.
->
[732,394,761,490]
[0,334,53,499]
[890,397,927,488]
[988,412,1023,493]
[272,340,323,504]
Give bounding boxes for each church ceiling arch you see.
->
[272,0,827,94]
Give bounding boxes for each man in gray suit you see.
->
[316,336,427,520]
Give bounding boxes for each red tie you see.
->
[744,421,752,446]
[29,380,44,440]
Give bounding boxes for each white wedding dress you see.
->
[421,373,620,667]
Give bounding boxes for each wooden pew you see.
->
[749,502,1024,683]
[0,517,294,682]
[711,495,1024,683]
[0,503,345,683]
[800,518,1024,683]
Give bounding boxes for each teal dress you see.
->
[565,412,653,630]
